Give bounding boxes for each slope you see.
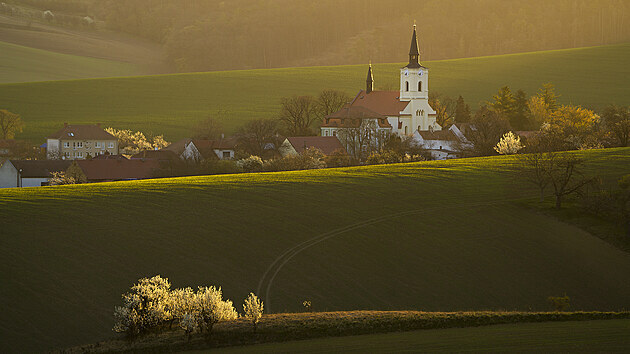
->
[0,41,142,83]
[0,43,628,142]
[0,148,629,352]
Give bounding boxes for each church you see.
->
[321,25,465,159]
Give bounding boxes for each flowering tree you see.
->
[113,275,173,337]
[242,293,264,331]
[494,131,524,155]
[105,127,170,155]
[195,286,238,334]
[236,155,264,172]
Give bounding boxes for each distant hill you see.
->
[0,43,628,143]
[0,41,142,83]
[0,148,629,352]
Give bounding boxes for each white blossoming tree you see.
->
[113,275,173,337]
[494,131,524,155]
[243,293,264,331]
[195,286,238,334]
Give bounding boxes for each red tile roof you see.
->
[322,106,392,128]
[349,90,410,116]
[285,136,346,155]
[8,160,71,178]
[77,159,160,181]
[47,124,116,140]
[190,138,238,159]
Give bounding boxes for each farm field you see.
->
[0,148,629,351]
[0,41,142,83]
[0,43,629,142]
[212,319,630,353]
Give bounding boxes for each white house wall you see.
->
[21,178,49,187]
[0,161,18,188]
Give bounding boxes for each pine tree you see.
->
[511,89,530,130]
[454,95,471,123]
[536,83,559,111]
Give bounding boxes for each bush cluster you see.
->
[113,276,263,340]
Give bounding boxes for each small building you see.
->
[165,138,237,161]
[0,160,71,188]
[46,123,118,160]
[279,136,346,157]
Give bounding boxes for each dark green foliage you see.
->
[601,105,630,147]
[454,95,471,123]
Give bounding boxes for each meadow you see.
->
[0,43,629,142]
[1,148,629,352]
[0,41,141,84]
[213,319,630,353]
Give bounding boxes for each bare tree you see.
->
[0,109,24,140]
[278,96,318,136]
[548,155,595,209]
[236,119,283,159]
[337,119,389,161]
[316,90,350,119]
[518,151,554,202]
[193,115,225,140]
[429,93,455,129]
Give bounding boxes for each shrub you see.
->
[547,295,570,311]
[236,155,264,172]
[195,286,238,334]
[263,148,326,172]
[324,148,357,167]
[243,293,264,331]
[113,275,173,337]
[366,150,402,165]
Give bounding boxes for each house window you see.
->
[324,131,328,136]
[95,142,101,148]
[405,81,409,91]
[108,142,115,148]
[222,151,231,159]
[333,131,337,137]
[418,81,422,91]
[63,142,70,148]
[64,152,70,157]
[76,152,83,158]
[76,142,83,148]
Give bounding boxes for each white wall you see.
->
[0,161,18,188]
[21,178,49,187]
[46,139,60,159]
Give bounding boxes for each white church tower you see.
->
[399,24,439,133]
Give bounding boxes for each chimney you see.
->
[64,122,68,128]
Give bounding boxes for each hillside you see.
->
[0,41,142,83]
[1,148,629,352]
[0,43,628,143]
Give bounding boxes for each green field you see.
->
[0,43,629,143]
[0,41,141,84]
[1,148,630,352]
[213,319,630,353]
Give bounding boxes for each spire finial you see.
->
[369,60,372,67]
[414,20,416,28]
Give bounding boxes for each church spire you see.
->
[407,23,421,68]
[366,61,374,93]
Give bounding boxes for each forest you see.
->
[10,0,630,72]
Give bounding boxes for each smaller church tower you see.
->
[366,63,374,93]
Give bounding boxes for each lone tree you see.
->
[548,154,595,209]
[0,109,24,139]
[242,293,264,332]
[601,105,630,147]
[518,151,554,202]
[316,89,350,119]
[278,95,318,136]
[494,131,524,155]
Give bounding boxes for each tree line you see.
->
[83,0,630,72]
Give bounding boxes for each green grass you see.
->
[1,43,629,142]
[0,41,141,84]
[212,319,630,353]
[1,148,630,352]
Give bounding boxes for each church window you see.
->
[405,81,409,91]
[405,126,408,134]
[418,81,422,91]
[324,130,328,136]
[333,131,337,137]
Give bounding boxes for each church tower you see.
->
[400,24,428,100]
[399,24,439,132]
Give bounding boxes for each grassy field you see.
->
[213,319,630,353]
[0,43,629,142]
[1,148,629,352]
[0,41,142,83]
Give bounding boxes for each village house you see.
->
[46,123,118,160]
[322,25,469,160]
[164,138,237,161]
[279,136,346,157]
[0,160,70,188]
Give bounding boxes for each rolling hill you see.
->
[1,148,629,352]
[0,41,142,83]
[0,43,629,143]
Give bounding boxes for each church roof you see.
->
[285,136,346,155]
[323,105,392,128]
[405,25,422,69]
[348,90,410,117]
